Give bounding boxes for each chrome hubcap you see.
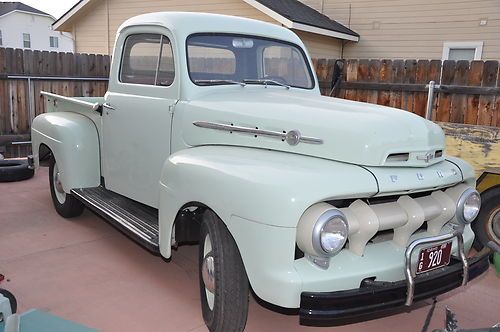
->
[54,170,64,193]
[202,253,215,293]
[489,208,500,242]
[202,233,215,310]
[53,162,66,204]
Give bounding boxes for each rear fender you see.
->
[31,112,100,192]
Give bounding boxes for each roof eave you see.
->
[0,9,53,20]
[53,0,92,31]
[243,0,358,42]
[291,22,359,42]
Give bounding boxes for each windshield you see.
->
[187,34,314,89]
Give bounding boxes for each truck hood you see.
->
[179,88,445,167]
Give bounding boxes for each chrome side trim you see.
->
[404,230,468,306]
[193,121,323,145]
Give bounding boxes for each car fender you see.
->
[158,145,378,304]
[31,112,100,192]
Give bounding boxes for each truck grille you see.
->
[333,183,468,256]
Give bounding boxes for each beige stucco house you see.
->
[52,0,359,59]
[302,0,500,60]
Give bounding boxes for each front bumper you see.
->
[299,248,490,326]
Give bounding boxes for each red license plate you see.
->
[416,241,452,274]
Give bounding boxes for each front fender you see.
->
[31,112,100,192]
[158,146,377,305]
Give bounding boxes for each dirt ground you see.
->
[0,167,498,332]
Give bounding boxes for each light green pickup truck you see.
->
[31,12,489,331]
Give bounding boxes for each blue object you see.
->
[0,309,97,332]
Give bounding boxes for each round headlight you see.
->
[457,188,481,224]
[319,216,349,254]
[312,210,349,256]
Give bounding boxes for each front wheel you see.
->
[49,156,84,218]
[199,210,249,332]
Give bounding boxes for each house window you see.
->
[442,41,483,61]
[49,36,59,48]
[0,30,2,46]
[23,33,31,48]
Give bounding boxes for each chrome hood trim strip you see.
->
[193,121,323,145]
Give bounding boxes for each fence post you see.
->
[425,80,436,120]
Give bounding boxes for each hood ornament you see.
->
[417,152,435,163]
[193,121,323,145]
[285,130,301,146]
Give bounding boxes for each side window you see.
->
[120,33,175,86]
[157,40,175,86]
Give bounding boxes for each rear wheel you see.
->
[472,187,500,250]
[199,210,249,332]
[49,156,84,218]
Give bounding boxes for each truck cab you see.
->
[31,12,489,332]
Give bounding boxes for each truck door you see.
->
[102,30,178,208]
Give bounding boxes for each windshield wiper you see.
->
[243,79,290,89]
[194,79,246,86]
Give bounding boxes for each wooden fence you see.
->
[313,59,499,127]
[1,47,499,157]
[0,48,110,136]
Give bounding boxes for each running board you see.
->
[71,187,160,253]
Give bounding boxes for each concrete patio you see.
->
[0,167,498,332]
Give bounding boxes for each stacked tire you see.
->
[0,159,34,182]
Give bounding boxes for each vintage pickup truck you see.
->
[31,12,490,331]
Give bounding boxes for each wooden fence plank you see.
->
[0,48,5,74]
[0,81,7,134]
[464,61,483,125]
[450,60,469,123]
[356,59,369,102]
[401,60,417,113]
[436,60,456,122]
[367,59,380,104]
[5,48,14,74]
[389,60,404,109]
[376,59,392,106]
[344,59,358,101]
[316,58,328,95]
[477,61,498,126]
[414,60,430,117]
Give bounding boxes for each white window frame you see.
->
[23,33,31,48]
[49,36,59,48]
[442,41,483,61]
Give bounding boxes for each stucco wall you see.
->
[0,12,73,52]
[301,0,500,60]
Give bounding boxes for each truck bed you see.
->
[41,91,105,115]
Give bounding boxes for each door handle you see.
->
[103,103,115,110]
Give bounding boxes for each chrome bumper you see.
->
[404,230,468,306]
